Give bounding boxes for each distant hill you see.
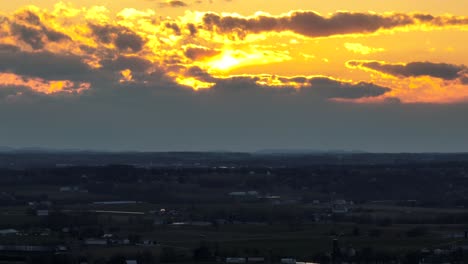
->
[0,146,97,153]
[255,149,367,155]
[0,146,15,152]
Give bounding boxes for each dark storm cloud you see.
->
[100,56,153,73]
[349,60,467,80]
[9,10,71,50]
[10,23,46,49]
[115,32,144,52]
[0,44,20,52]
[2,87,468,152]
[307,77,390,99]
[201,11,467,39]
[43,28,70,42]
[0,49,92,82]
[89,24,145,53]
[202,75,390,100]
[0,85,38,100]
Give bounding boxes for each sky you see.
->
[0,1,467,152]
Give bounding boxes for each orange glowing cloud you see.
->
[0,73,90,95]
[346,60,468,103]
[0,3,467,104]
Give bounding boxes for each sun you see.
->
[207,52,241,71]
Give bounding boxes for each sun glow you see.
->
[175,77,215,90]
[205,48,292,74]
[207,52,241,71]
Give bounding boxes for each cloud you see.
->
[184,46,220,60]
[307,77,390,99]
[3,71,467,152]
[159,0,188,8]
[186,23,198,36]
[346,60,468,103]
[348,60,467,80]
[9,23,44,49]
[0,5,466,105]
[462,76,468,85]
[201,11,468,39]
[0,44,20,52]
[100,56,153,73]
[0,85,39,100]
[0,43,390,100]
[0,4,467,152]
[8,10,71,50]
[0,72,90,95]
[201,75,390,100]
[165,22,181,35]
[89,24,145,53]
[0,48,92,82]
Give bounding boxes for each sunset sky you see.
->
[1,1,467,152]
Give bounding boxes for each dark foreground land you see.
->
[1,152,468,263]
